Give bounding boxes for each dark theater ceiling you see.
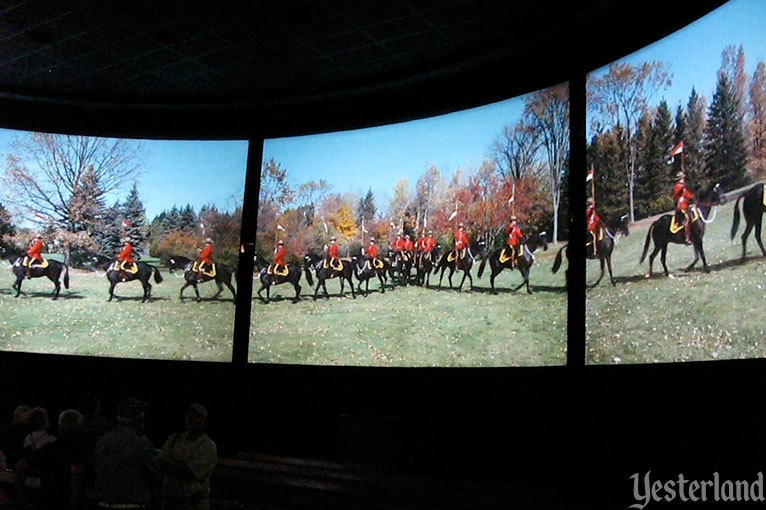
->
[0,0,725,135]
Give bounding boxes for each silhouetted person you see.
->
[0,404,31,468]
[38,409,88,510]
[93,397,161,508]
[158,404,217,510]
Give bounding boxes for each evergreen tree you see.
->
[0,201,15,238]
[162,206,181,233]
[93,201,122,257]
[642,101,675,216]
[587,127,629,223]
[704,72,749,190]
[122,184,149,246]
[179,204,197,233]
[356,188,376,226]
[682,88,707,185]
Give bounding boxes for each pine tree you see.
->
[356,188,376,226]
[641,101,675,216]
[179,204,197,233]
[683,88,707,185]
[0,201,15,238]
[704,72,749,190]
[162,206,181,233]
[93,201,122,257]
[122,184,149,246]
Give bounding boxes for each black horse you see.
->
[253,254,302,303]
[352,255,392,296]
[433,240,485,292]
[304,253,356,300]
[477,231,548,294]
[166,254,236,302]
[640,183,725,277]
[10,252,70,300]
[551,244,568,282]
[730,183,766,259]
[106,260,163,302]
[585,215,630,287]
[389,250,414,285]
[414,246,440,287]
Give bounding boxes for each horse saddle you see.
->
[447,249,464,263]
[191,261,216,277]
[268,264,289,276]
[669,207,699,234]
[22,256,48,268]
[110,261,138,273]
[762,183,766,206]
[324,258,344,271]
[401,253,410,262]
[365,258,384,270]
[499,247,515,264]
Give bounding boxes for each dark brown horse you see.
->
[730,183,766,258]
[10,252,70,300]
[640,183,724,277]
[477,231,547,294]
[585,214,629,287]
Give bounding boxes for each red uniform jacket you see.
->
[199,244,213,264]
[506,224,524,247]
[393,238,405,252]
[425,236,436,252]
[404,239,414,252]
[118,243,134,263]
[415,237,426,252]
[328,243,339,258]
[454,230,468,251]
[27,240,43,261]
[274,245,286,266]
[586,205,601,232]
[673,183,693,212]
[366,244,378,258]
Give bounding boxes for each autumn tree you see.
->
[490,121,543,181]
[588,62,671,222]
[256,158,294,255]
[748,61,766,176]
[2,133,142,235]
[524,82,569,243]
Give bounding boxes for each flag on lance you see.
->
[585,168,594,182]
[669,141,684,157]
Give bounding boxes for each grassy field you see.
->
[0,259,235,361]
[587,195,766,364]
[0,249,568,365]
[249,249,568,367]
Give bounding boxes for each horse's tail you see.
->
[477,253,488,278]
[64,262,70,289]
[552,244,567,274]
[639,222,654,264]
[304,265,314,286]
[152,265,164,283]
[731,193,744,241]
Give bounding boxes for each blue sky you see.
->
[0,128,248,222]
[589,0,766,124]
[262,94,528,214]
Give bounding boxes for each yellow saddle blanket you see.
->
[22,256,49,268]
[267,264,289,276]
[191,261,216,277]
[447,250,465,263]
[670,207,699,234]
[109,261,138,274]
[499,247,515,264]
[365,259,385,270]
[323,258,344,271]
[762,184,766,206]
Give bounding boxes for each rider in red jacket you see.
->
[117,238,134,271]
[506,216,524,268]
[673,172,694,245]
[586,197,602,255]
[273,239,286,274]
[26,235,44,278]
[326,236,341,270]
[453,223,468,267]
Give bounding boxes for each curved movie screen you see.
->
[251,85,569,366]
[0,128,248,361]
[585,0,766,364]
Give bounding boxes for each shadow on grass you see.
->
[109,295,170,302]
[3,289,88,300]
[617,255,761,283]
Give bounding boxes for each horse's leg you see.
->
[313,278,321,301]
[212,279,224,299]
[591,258,605,287]
[193,282,201,302]
[606,255,616,286]
[647,244,662,278]
[179,281,191,300]
[466,269,473,292]
[741,220,754,259]
[447,266,454,289]
[377,272,385,293]
[14,276,22,297]
[108,281,116,302]
[523,266,532,294]
[685,242,700,272]
[457,271,467,292]
[141,281,152,303]
[322,279,330,299]
[293,280,301,302]
[225,276,236,300]
[438,265,445,288]
[490,267,498,294]
[660,245,669,277]
[339,277,345,297]
[257,283,266,302]
[697,238,710,273]
[754,214,766,258]
[47,271,61,300]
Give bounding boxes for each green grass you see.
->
[587,197,766,364]
[250,249,568,367]
[0,265,235,361]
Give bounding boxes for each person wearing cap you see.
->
[25,234,44,278]
[197,238,214,276]
[586,197,602,255]
[272,239,286,276]
[158,403,217,510]
[392,233,405,254]
[93,397,161,508]
[673,171,694,245]
[414,231,426,267]
[325,236,342,271]
[505,216,525,268]
[364,237,379,269]
[453,223,468,267]
[117,237,135,271]
[424,230,436,261]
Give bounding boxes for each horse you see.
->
[105,260,163,302]
[352,254,392,296]
[253,255,302,303]
[303,252,356,300]
[10,252,70,300]
[730,183,766,259]
[585,214,629,287]
[551,244,568,282]
[640,183,725,277]
[166,254,236,302]
[414,246,440,287]
[389,250,414,285]
[433,240,485,292]
[477,231,547,294]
